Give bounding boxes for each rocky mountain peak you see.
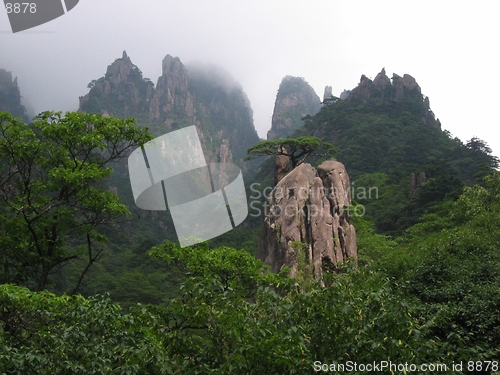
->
[347,68,423,101]
[344,68,439,128]
[149,54,192,122]
[373,67,390,87]
[104,51,135,86]
[79,52,259,167]
[323,86,333,101]
[79,52,153,118]
[0,68,27,120]
[267,76,321,140]
[160,55,188,91]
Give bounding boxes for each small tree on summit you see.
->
[245,136,336,169]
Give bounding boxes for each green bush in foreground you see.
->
[1,242,442,374]
[0,284,169,374]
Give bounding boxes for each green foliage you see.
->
[246,136,336,169]
[0,111,152,291]
[149,241,284,298]
[351,172,409,235]
[206,227,260,256]
[295,94,498,234]
[299,268,440,365]
[349,213,398,267]
[4,236,490,373]
[3,64,500,372]
[145,242,440,373]
[369,172,500,362]
[0,284,170,374]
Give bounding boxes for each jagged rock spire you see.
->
[267,76,321,140]
[373,67,390,87]
[259,161,357,280]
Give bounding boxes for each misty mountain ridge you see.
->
[2,58,498,237]
[79,51,259,167]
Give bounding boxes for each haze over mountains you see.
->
[78,51,259,168]
[2,52,496,188]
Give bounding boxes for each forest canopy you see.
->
[0,111,152,292]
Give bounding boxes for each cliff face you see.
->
[346,68,440,128]
[267,76,321,140]
[149,55,194,123]
[0,68,28,120]
[79,52,259,166]
[259,160,357,280]
[186,61,259,162]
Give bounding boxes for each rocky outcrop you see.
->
[0,68,27,120]
[185,61,260,162]
[391,73,420,102]
[339,89,350,100]
[259,160,357,280]
[106,51,134,86]
[79,52,260,166]
[410,171,426,199]
[344,68,440,128]
[373,68,391,87]
[149,55,194,122]
[274,146,289,185]
[323,86,333,101]
[267,76,321,140]
[79,51,153,118]
[423,95,440,128]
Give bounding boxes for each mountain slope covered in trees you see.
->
[292,69,499,234]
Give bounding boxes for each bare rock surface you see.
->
[259,160,357,279]
[267,76,321,140]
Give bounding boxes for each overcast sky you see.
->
[1,1,499,156]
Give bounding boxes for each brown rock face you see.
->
[391,73,421,102]
[349,74,373,101]
[106,51,133,86]
[267,76,321,140]
[274,146,290,185]
[373,68,391,87]
[422,96,440,128]
[149,55,194,123]
[258,161,357,279]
